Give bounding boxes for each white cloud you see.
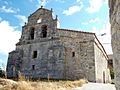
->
[15,15,27,26]
[0,59,6,70]
[81,17,100,25]
[37,0,48,7]
[86,0,105,13]
[41,0,47,6]
[0,18,21,55]
[89,17,100,23]
[103,0,108,4]
[63,3,83,16]
[76,0,81,2]
[0,6,19,13]
[81,22,89,25]
[92,22,112,54]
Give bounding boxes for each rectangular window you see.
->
[32,51,37,58]
[32,65,35,70]
[30,28,35,40]
[72,52,75,57]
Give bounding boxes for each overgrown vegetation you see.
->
[110,67,114,79]
[0,78,87,90]
[108,66,115,84]
[0,68,5,78]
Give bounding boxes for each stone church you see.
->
[6,6,111,83]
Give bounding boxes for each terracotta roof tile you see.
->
[57,28,108,59]
[57,28,95,35]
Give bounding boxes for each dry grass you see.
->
[0,78,87,90]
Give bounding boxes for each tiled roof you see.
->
[57,28,109,59]
[57,28,95,35]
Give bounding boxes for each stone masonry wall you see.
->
[19,8,58,44]
[94,35,110,83]
[7,7,62,79]
[109,0,120,89]
[16,38,65,79]
[58,29,110,82]
[94,42,110,83]
[58,29,96,81]
[6,50,23,78]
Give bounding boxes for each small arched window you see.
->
[41,25,47,38]
[30,27,35,40]
[72,52,75,57]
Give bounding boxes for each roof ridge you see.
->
[57,28,95,35]
[29,7,52,17]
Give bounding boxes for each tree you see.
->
[0,68,5,78]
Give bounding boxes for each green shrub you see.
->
[110,68,114,79]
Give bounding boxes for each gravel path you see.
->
[73,83,116,90]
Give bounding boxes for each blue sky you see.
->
[0,0,112,70]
